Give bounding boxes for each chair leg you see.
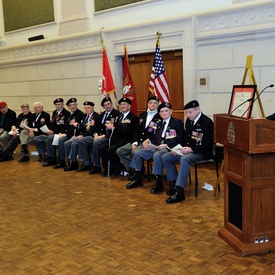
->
[195,163,198,197]
[214,159,224,195]
[147,159,152,183]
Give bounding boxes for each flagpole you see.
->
[148,31,170,103]
[100,27,119,109]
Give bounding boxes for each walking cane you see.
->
[107,128,114,176]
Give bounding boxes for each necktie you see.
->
[119,114,124,122]
[84,115,90,125]
[156,121,166,146]
[102,112,108,124]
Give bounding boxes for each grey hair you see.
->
[33,102,43,108]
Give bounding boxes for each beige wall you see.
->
[0,0,275,118]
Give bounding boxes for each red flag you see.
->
[123,45,137,115]
[102,47,115,98]
[148,40,170,103]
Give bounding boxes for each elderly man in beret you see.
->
[0,101,17,150]
[126,102,185,193]
[117,96,161,177]
[162,100,214,204]
[88,97,120,174]
[99,97,138,176]
[42,97,83,168]
[63,101,99,171]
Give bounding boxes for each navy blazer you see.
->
[16,112,34,133]
[184,112,214,159]
[50,108,70,134]
[32,111,51,136]
[94,108,120,136]
[79,111,100,137]
[110,111,138,147]
[65,108,84,138]
[0,108,17,132]
[150,116,185,148]
[132,111,162,145]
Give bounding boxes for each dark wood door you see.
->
[128,50,184,121]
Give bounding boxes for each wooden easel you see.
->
[241,55,265,117]
[214,55,265,195]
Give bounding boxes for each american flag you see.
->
[149,40,170,103]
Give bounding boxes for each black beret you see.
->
[118,97,131,105]
[66,98,77,106]
[184,100,199,110]
[158,102,172,112]
[147,96,159,102]
[83,101,95,107]
[101,96,112,106]
[54,98,64,104]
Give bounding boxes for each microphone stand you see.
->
[230,98,253,116]
[241,84,274,117]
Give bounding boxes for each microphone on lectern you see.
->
[230,97,253,116]
[240,84,274,117]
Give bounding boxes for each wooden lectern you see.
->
[214,114,275,256]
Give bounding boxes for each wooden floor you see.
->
[0,149,274,274]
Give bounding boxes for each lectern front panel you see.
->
[228,181,242,230]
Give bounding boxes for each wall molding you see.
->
[197,2,275,37]
[0,31,102,67]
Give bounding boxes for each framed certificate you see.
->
[228,85,257,118]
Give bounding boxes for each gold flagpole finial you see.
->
[156,32,162,41]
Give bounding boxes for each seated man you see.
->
[116,96,161,176]
[87,96,120,174]
[18,102,51,162]
[126,102,185,194]
[64,101,99,171]
[44,98,83,169]
[163,100,214,204]
[0,101,16,150]
[41,98,70,166]
[0,103,33,162]
[99,97,138,176]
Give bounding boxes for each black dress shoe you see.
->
[38,154,44,162]
[77,164,91,172]
[89,166,102,174]
[166,191,185,204]
[166,187,176,196]
[150,184,164,194]
[42,158,56,167]
[127,171,136,180]
[166,181,176,195]
[101,170,108,177]
[126,180,144,189]
[0,154,13,162]
[18,156,30,162]
[64,162,78,171]
[53,161,66,169]
[42,156,51,162]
